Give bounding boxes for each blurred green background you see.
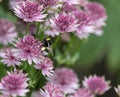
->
[0,0,120,97]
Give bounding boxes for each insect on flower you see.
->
[41,37,53,56]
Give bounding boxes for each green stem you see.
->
[36,22,40,38]
[53,35,61,50]
[26,22,30,34]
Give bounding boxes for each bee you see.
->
[41,37,53,56]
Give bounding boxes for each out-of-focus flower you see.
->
[74,11,94,39]
[79,0,88,6]
[62,3,77,13]
[114,85,120,97]
[0,48,21,67]
[73,88,94,97]
[37,0,58,8]
[40,84,64,97]
[34,57,54,77]
[83,75,110,95]
[9,0,26,9]
[85,2,107,36]
[15,35,42,65]
[49,13,78,36]
[63,0,79,5]
[0,19,17,45]
[0,69,29,97]
[13,0,47,22]
[32,91,42,97]
[0,95,10,97]
[45,28,60,37]
[48,67,79,94]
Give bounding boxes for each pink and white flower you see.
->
[0,48,21,67]
[13,0,47,22]
[48,67,79,94]
[85,2,107,36]
[0,19,17,45]
[34,57,54,77]
[74,11,94,39]
[15,35,42,65]
[40,84,64,97]
[0,69,29,97]
[114,85,120,97]
[73,88,94,97]
[83,75,110,95]
[49,13,78,36]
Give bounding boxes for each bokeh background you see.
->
[0,0,120,97]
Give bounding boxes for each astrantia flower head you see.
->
[85,2,107,35]
[0,19,17,45]
[34,57,54,77]
[73,88,94,97]
[40,84,64,97]
[74,11,94,39]
[9,0,26,9]
[0,48,21,67]
[62,3,77,13]
[0,69,29,97]
[50,13,78,36]
[14,0,47,22]
[15,35,42,65]
[48,67,79,94]
[114,85,120,97]
[83,75,110,95]
[37,0,58,8]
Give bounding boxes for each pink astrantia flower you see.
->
[34,57,54,77]
[32,91,42,97]
[62,3,77,13]
[85,2,107,36]
[45,28,60,37]
[48,67,79,94]
[40,84,64,97]
[74,11,94,39]
[83,75,110,95]
[0,19,17,45]
[37,0,58,8]
[13,0,47,22]
[73,88,94,97]
[49,13,78,36]
[15,35,42,65]
[9,0,26,9]
[114,85,120,97]
[0,69,29,97]
[0,48,21,67]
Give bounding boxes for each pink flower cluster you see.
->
[0,35,54,77]
[0,69,29,97]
